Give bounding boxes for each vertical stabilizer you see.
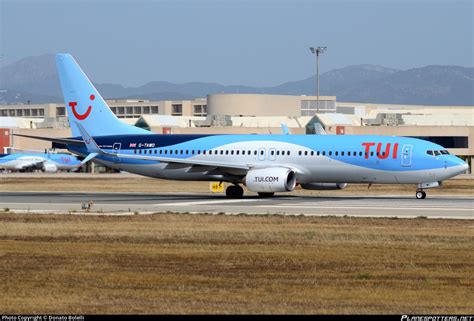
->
[56,53,150,137]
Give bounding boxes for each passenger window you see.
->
[335,151,338,156]
[310,151,314,156]
[197,150,201,154]
[304,151,308,156]
[329,151,332,156]
[288,151,291,156]
[236,151,239,155]
[231,151,234,155]
[322,151,326,156]
[254,150,257,155]
[203,150,207,155]
[220,150,223,155]
[260,150,264,155]
[370,152,374,157]
[276,151,280,156]
[134,150,137,154]
[298,151,302,156]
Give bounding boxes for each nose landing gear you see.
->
[415,190,427,199]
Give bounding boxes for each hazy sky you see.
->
[1,0,473,86]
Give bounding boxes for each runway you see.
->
[0,191,472,219]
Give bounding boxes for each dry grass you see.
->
[1,175,473,196]
[0,213,473,314]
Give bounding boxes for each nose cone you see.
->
[449,156,469,175]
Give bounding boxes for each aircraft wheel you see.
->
[226,185,244,198]
[416,191,426,199]
[258,192,275,198]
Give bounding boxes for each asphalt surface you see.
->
[0,192,472,219]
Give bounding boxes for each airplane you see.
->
[0,151,81,172]
[15,53,469,199]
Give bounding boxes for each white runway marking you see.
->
[258,204,473,212]
[157,198,264,206]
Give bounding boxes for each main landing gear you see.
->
[226,184,244,198]
[225,185,276,199]
[415,190,427,199]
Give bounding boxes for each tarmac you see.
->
[1,191,472,219]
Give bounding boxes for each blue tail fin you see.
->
[56,53,150,137]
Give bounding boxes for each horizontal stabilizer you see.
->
[81,152,98,165]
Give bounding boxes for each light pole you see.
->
[309,46,327,113]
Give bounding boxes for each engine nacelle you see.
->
[300,183,347,190]
[42,163,58,173]
[245,167,296,193]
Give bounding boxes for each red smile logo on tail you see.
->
[68,94,95,120]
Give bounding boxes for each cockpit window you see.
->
[427,149,449,156]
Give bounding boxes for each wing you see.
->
[14,159,46,170]
[75,123,250,171]
[12,133,85,146]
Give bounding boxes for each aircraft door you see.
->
[401,144,413,167]
[112,143,121,163]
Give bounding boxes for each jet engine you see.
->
[300,183,347,190]
[245,167,296,192]
[42,163,58,173]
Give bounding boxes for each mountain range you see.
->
[0,54,473,106]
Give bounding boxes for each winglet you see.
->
[75,122,104,154]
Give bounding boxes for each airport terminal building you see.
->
[0,94,472,172]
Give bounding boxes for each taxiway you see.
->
[0,192,472,219]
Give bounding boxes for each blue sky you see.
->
[1,0,472,86]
